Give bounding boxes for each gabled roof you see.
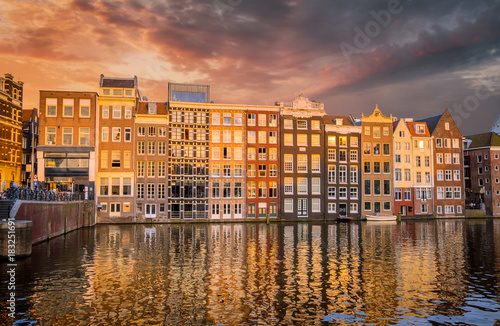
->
[416,113,442,134]
[466,132,500,148]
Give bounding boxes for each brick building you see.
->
[323,116,362,219]
[244,106,280,219]
[280,95,325,220]
[0,73,23,190]
[361,106,394,217]
[135,101,169,219]
[96,75,140,222]
[37,90,98,194]
[417,109,464,216]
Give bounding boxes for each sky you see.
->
[1,0,499,136]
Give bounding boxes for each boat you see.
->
[366,214,397,221]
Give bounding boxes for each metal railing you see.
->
[1,186,94,202]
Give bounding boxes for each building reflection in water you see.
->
[7,220,500,325]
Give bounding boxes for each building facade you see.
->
[417,109,464,216]
[280,95,325,220]
[0,73,23,190]
[96,75,139,222]
[167,83,210,219]
[209,105,246,219]
[37,90,98,194]
[244,106,280,219]
[464,131,500,216]
[393,119,414,216]
[21,108,38,187]
[323,116,362,219]
[361,106,394,217]
[135,101,169,220]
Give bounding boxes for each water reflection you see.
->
[2,220,500,325]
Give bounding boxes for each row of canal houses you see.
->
[35,75,465,223]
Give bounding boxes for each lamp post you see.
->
[30,116,35,189]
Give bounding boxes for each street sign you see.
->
[34,174,38,181]
[34,181,38,187]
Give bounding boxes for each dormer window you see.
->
[336,119,343,126]
[113,89,122,96]
[103,89,110,95]
[445,122,450,130]
[125,89,133,96]
[416,124,425,134]
[148,103,157,115]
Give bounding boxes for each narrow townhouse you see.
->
[0,73,23,190]
[96,75,140,222]
[135,101,169,219]
[21,108,38,187]
[208,104,246,219]
[37,90,98,194]
[407,120,434,216]
[245,106,280,219]
[323,115,362,219]
[279,95,325,220]
[417,109,464,216]
[361,106,394,217]
[167,83,210,219]
[392,118,414,217]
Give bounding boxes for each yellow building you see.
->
[0,73,23,191]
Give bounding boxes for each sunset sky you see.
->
[1,0,499,135]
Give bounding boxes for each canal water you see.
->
[1,220,499,325]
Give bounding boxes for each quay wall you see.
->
[10,200,96,244]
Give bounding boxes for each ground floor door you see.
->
[145,204,156,218]
[401,205,407,216]
[339,204,347,216]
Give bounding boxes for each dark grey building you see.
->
[323,116,362,220]
[279,95,326,220]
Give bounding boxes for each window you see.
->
[311,120,320,130]
[395,154,401,163]
[445,122,450,130]
[351,137,358,147]
[258,114,266,126]
[234,113,243,126]
[234,182,243,198]
[404,169,411,181]
[112,127,121,142]
[425,156,430,167]
[339,136,347,147]
[148,141,156,155]
[284,177,293,194]
[364,126,370,135]
[101,127,109,142]
[297,120,307,129]
[312,155,320,173]
[258,148,266,160]
[350,150,358,162]
[297,134,307,146]
[297,199,307,216]
[350,187,358,199]
[269,114,277,126]
[436,138,442,147]
[258,164,267,177]
[100,178,109,196]
[146,161,155,177]
[223,182,231,198]
[350,203,358,213]
[350,166,358,183]
[445,170,452,181]
[111,178,120,195]
[62,127,72,145]
[339,187,347,199]
[328,149,336,161]
[147,183,155,199]
[63,99,74,117]
[373,127,380,138]
[454,170,460,181]
[79,128,90,145]
[364,162,371,174]
[417,172,422,183]
[247,113,256,126]
[395,188,402,200]
[312,198,321,212]
[112,106,121,119]
[269,164,277,177]
[454,187,461,199]
[284,154,293,172]
[328,165,336,183]
[328,203,336,213]
[374,180,381,195]
[137,141,145,155]
[383,127,389,136]
[124,106,132,119]
[311,134,320,146]
[328,136,336,146]
[100,150,108,168]
[223,113,232,126]
[46,98,57,116]
[212,182,220,198]
[363,143,371,155]
[374,161,381,174]
[79,99,90,117]
[247,131,256,144]
[212,147,221,160]
[297,154,307,172]
[403,188,410,200]
[110,203,121,213]
[258,181,267,198]
[157,161,166,177]
[284,199,293,212]
[437,206,442,214]
[445,153,451,164]
[444,138,450,148]
[339,165,347,183]
[124,128,131,142]
[339,149,347,162]
[223,164,231,177]
[297,178,308,194]
[395,169,401,181]
[212,112,221,125]
[284,119,293,129]
[312,178,321,194]
[365,202,371,211]
[437,153,443,164]
[247,164,255,177]
[384,180,391,195]
[248,182,256,198]
[328,187,336,199]
[258,131,267,144]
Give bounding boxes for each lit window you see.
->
[62,127,73,145]
[46,98,57,116]
[79,127,90,145]
[63,99,74,117]
[80,99,90,117]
